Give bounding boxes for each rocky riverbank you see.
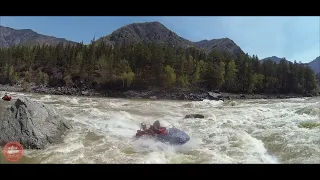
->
[0,83,313,101]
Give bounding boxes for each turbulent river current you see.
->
[1,91,320,164]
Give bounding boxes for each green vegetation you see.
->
[0,40,318,95]
[299,121,320,129]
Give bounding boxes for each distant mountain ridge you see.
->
[261,56,320,74]
[0,25,77,48]
[308,56,320,74]
[193,38,243,55]
[0,22,245,57]
[96,21,244,56]
[0,21,317,68]
[260,56,287,64]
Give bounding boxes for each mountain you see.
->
[307,57,320,88]
[0,22,244,57]
[193,38,243,55]
[97,21,244,56]
[97,21,194,49]
[261,55,320,74]
[0,26,77,48]
[308,56,320,74]
[260,56,290,64]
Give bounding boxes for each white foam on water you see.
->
[62,97,79,105]
[40,95,53,101]
[4,91,320,164]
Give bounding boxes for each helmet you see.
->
[153,120,160,128]
[140,122,147,130]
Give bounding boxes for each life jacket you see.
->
[136,127,168,137]
[159,127,168,135]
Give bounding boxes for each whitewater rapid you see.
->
[1,91,320,164]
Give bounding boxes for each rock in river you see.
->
[184,114,205,119]
[0,97,71,149]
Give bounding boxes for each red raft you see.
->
[136,127,168,137]
[135,127,190,145]
[2,95,12,101]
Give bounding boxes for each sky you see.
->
[1,16,319,63]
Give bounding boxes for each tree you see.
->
[214,61,225,90]
[36,71,49,86]
[192,62,201,86]
[224,60,238,91]
[163,65,176,88]
[251,73,265,92]
[116,59,135,88]
[0,40,318,95]
[7,65,18,84]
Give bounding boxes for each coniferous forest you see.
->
[0,40,318,96]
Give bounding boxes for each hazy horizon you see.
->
[1,16,319,63]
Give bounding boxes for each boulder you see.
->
[184,114,205,119]
[208,92,224,101]
[0,97,71,149]
[150,96,157,100]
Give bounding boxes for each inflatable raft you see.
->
[135,127,190,145]
[2,95,12,101]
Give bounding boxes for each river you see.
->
[0,91,320,164]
